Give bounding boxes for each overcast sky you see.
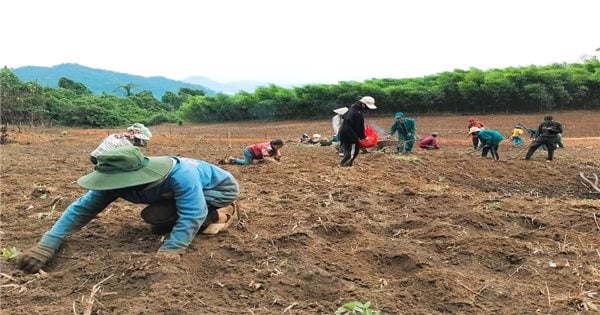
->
[2,0,598,85]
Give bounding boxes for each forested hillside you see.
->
[12,63,215,98]
[1,60,599,127]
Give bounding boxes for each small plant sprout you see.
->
[1,247,20,259]
[335,301,380,315]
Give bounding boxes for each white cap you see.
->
[359,96,377,109]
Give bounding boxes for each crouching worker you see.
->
[90,123,153,164]
[419,132,440,149]
[221,139,284,165]
[16,146,240,273]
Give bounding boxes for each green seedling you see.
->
[335,301,379,315]
[1,247,20,259]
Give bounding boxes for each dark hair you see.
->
[544,115,553,121]
[270,139,284,146]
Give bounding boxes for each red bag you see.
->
[359,125,379,149]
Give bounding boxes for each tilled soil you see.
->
[1,111,599,314]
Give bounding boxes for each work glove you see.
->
[16,245,56,273]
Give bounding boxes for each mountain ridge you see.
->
[11,63,217,98]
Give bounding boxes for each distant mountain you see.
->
[12,63,216,98]
[183,75,275,94]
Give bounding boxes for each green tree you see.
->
[58,77,92,95]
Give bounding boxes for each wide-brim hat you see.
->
[333,107,349,115]
[394,112,404,119]
[468,126,482,135]
[77,146,173,190]
[359,96,377,109]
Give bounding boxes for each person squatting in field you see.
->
[467,117,486,149]
[419,132,440,150]
[468,127,505,161]
[338,96,377,167]
[16,146,240,273]
[524,115,563,161]
[222,139,284,165]
[90,123,153,164]
[388,112,416,153]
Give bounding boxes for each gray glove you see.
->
[16,245,55,273]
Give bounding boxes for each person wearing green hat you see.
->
[90,124,153,164]
[387,112,416,153]
[16,146,240,273]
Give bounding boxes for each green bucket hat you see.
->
[77,146,173,190]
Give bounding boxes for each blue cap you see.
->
[394,112,404,119]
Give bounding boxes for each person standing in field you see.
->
[468,127,505,161]
[388,112,416,154]
[419,132,440,150]
[524,115,563,162]
[467,117,486,149]
[339,96,377,167]
[220,139,284,165]
[90,123,153,164]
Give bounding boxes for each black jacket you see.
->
[338,103,366,143]
[536,120,563,138]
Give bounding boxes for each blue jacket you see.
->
[40,157,239,253]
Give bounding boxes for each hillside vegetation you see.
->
[1,59,599,127]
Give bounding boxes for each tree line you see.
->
[1,59,599,128]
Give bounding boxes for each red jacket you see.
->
[247,142,276,159]
[468,120,485,138]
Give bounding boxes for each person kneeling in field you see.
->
[419,132,440,150]
[90,123,153,164]
[16,146,240,273]
[468,127,505,161]
[220,139,284,165]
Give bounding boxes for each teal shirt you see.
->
[477,129,505,146]
[389,118,416,139]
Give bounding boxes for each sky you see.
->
[2,0,599,85]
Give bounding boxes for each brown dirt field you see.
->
[1,111,599,314]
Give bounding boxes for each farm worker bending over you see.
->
[524,115,563,162]
[510,124,524,147]
[222,139,284,165]
[90,123,153,164]
[468,127,505,161]
[419,132,440,150]
[467,117,486,149]
[388,112,416,154]
[17,146,240,273]
[339,96,377,167]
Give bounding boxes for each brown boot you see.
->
[202,202,239,235]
